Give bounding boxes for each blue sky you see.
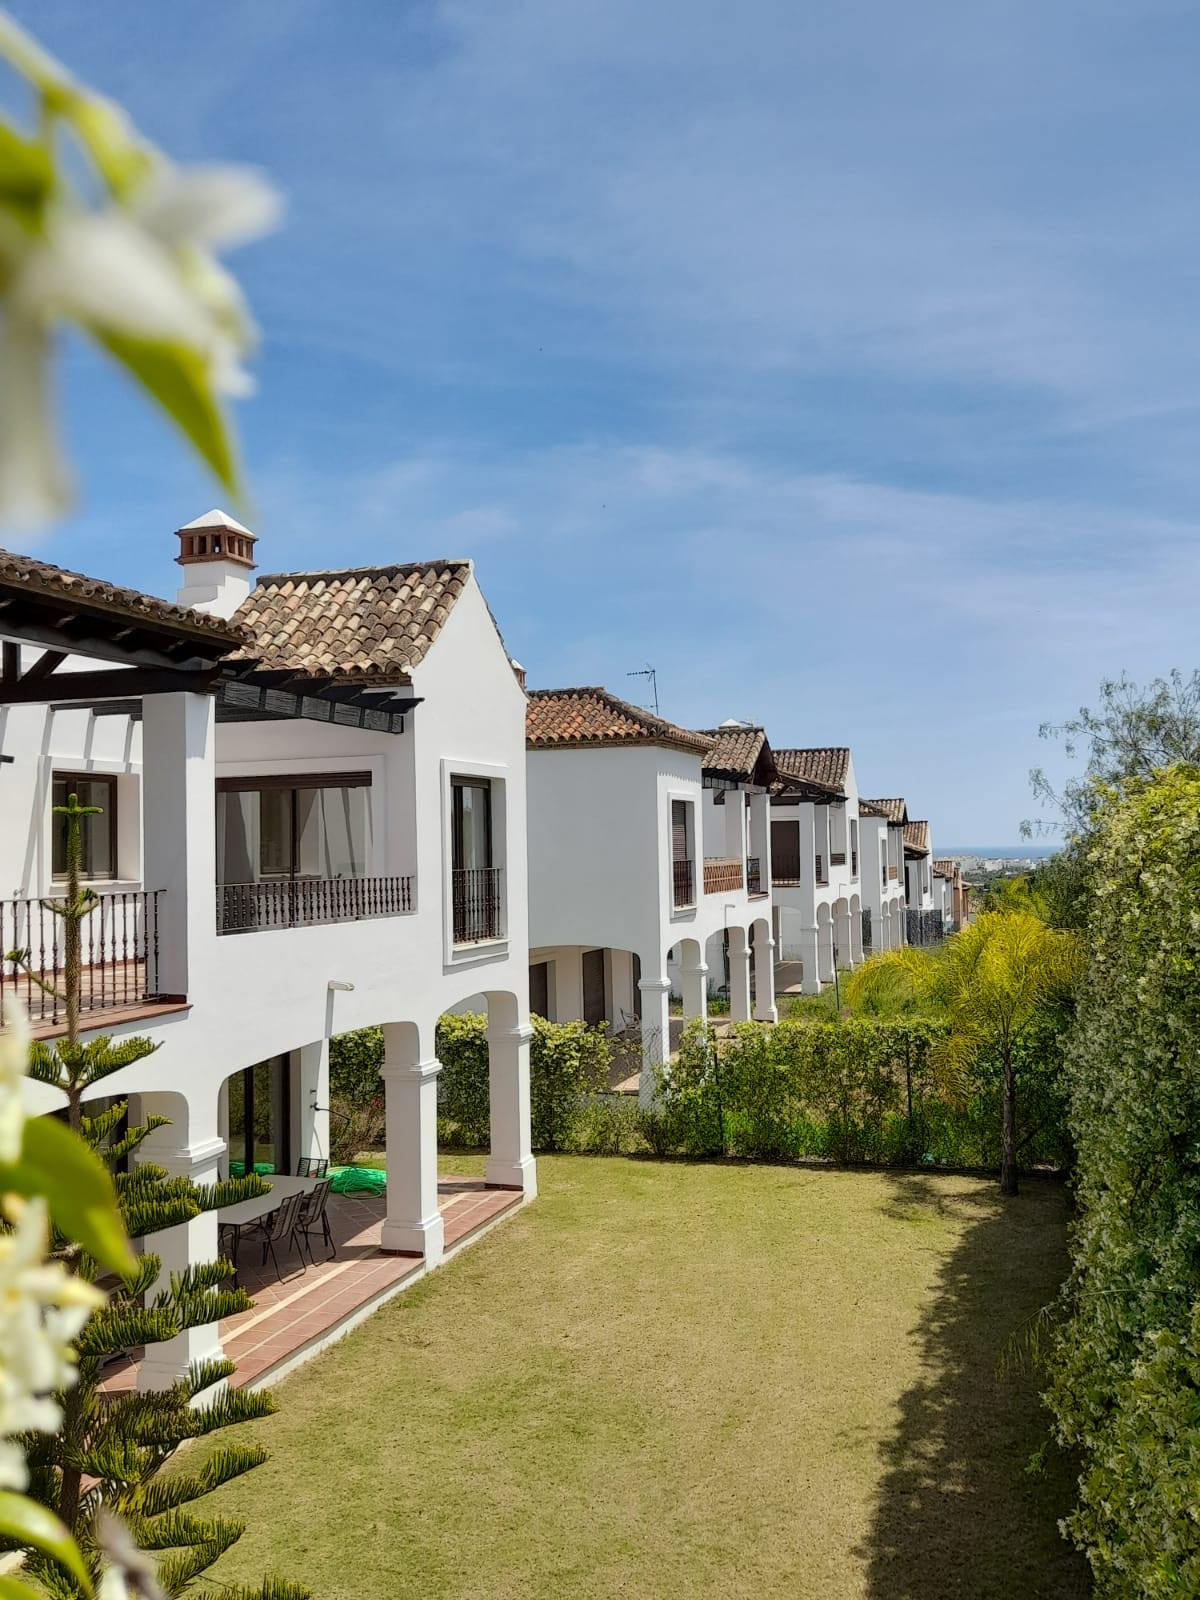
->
[9,1,1200,843]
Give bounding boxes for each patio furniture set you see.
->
[218,1156,337,1284]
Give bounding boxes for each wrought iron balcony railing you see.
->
[672,857,695,909]
[218,875,414,936]
[746,856,766,896]
[0,889,161,1027]
[452,866,503,943]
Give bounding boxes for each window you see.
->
[850,818,859,878]
[451,778,493,872]
[881,840,888,891]
[671,799,695,908]
[52,772,117,880]
[451,777,501,941]
[216,773,372,885]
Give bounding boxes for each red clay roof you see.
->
[904,819,931,855]
[774,747,849,794]
[857,798,889,818]
[229,562,471,681]
[694,725,776,784]
[0,550,245,646]
[861,797,908,824]
[933,857,958,878]
[527,688,711,755]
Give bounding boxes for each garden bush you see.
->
[649,1013,1069,1169]
[1045,768,1200,1596]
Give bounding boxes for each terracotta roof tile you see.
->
[527,688,711,755]
[694,725,774,783]
[774,747,849,794]
[933,859,956,879]
[861,797,908,824]
[904,819,931,855]
[229,562,471,681]
[857,798,889,818]
[0,550,244,645]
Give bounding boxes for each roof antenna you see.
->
[627,663,659,717]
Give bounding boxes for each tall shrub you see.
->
[1046,768,1200,1596]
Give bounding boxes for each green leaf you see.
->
[0,1492,93,1596]
[1,1115,134,1276]
[0,120,51,226]
[0,1578,50,1599]
[92,329,241,500]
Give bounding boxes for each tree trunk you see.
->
[1000,1043,1018,1196]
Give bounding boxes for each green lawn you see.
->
[204,1157,1088,1600]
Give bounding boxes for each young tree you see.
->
[848,913,1080,1194]
[9,794,307,1599]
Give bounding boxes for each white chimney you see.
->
[175,509,257,618]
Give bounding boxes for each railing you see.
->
[452,866,503,943]
[889,864,898,880]
[672,857,695,909]
[0,890,161,1027]
[771,866,802,887]
[830,852,847,867]
[851,850,858,877]
[815,853,829,886]
[218,875,414,936]
[703,858,744,895]
[746,856,766,896]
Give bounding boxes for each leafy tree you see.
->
[8,794,307,1599]
[1028,669,1200,839]
[848,913,1081,1194]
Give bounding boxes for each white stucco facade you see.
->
[769,752,866,995]
[0,534,535,1386]
[526,715,776,1101]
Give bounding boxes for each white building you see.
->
[903,818,943,943]
[769,748,864,994]
[525,691,777,1098]
[0,514,535,1387]
[857,796,909,954]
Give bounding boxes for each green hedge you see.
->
[1045,768,1200,1596]
[436,1012,611,1151]
[647,1015,1069,1168]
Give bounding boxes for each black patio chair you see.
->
[298,1178,335,1263]
[295,1156,329,1178]
[242,1190,307,1279]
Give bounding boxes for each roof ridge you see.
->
[254,558,471,586]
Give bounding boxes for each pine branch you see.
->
[180,1357,238,1400]
[155,1527,245,1597]
[128,1506,246,1552]
[76,1306,180,1357]
[136,1446,271,1517]
[200,1580,314,1600]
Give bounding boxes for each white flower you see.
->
[0,1001,30,1164]
[0,1196,104,1488]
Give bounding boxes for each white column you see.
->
[681,945,708,1026]
[728,928,751,1022]
[294,1040,329,1171]
[136,1094,224,1392]
[140,692,215,1000]
[486,1014,537,1196]
[638,973,671,1107]
[799,926,821,995]
[850,905,863,965]
[836,904,853,970]
[753,926,778,1022]
[818,917,835,983]
[380,1026,444,1263]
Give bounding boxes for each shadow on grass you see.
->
[859,1172,1091,1600]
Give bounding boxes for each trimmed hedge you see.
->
[1046,768,1200,1596]
[648,1015,1069,1168]
[435,1012,611,1151]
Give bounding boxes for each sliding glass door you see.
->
[227,1055,291,1177]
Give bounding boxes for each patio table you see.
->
[219,1174,319,1279]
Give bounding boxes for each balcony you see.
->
[452,866,503,944]
[815,853,829,887]
[217,876,414,936]
[672,857,695,910]
[704,858,744,895]
[830,852,847,867]
[1,890,161,1028]
[746,856,767,897]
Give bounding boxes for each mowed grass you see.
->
[202,1157,1088,1600]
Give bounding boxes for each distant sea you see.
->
[940,845,1057,859]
